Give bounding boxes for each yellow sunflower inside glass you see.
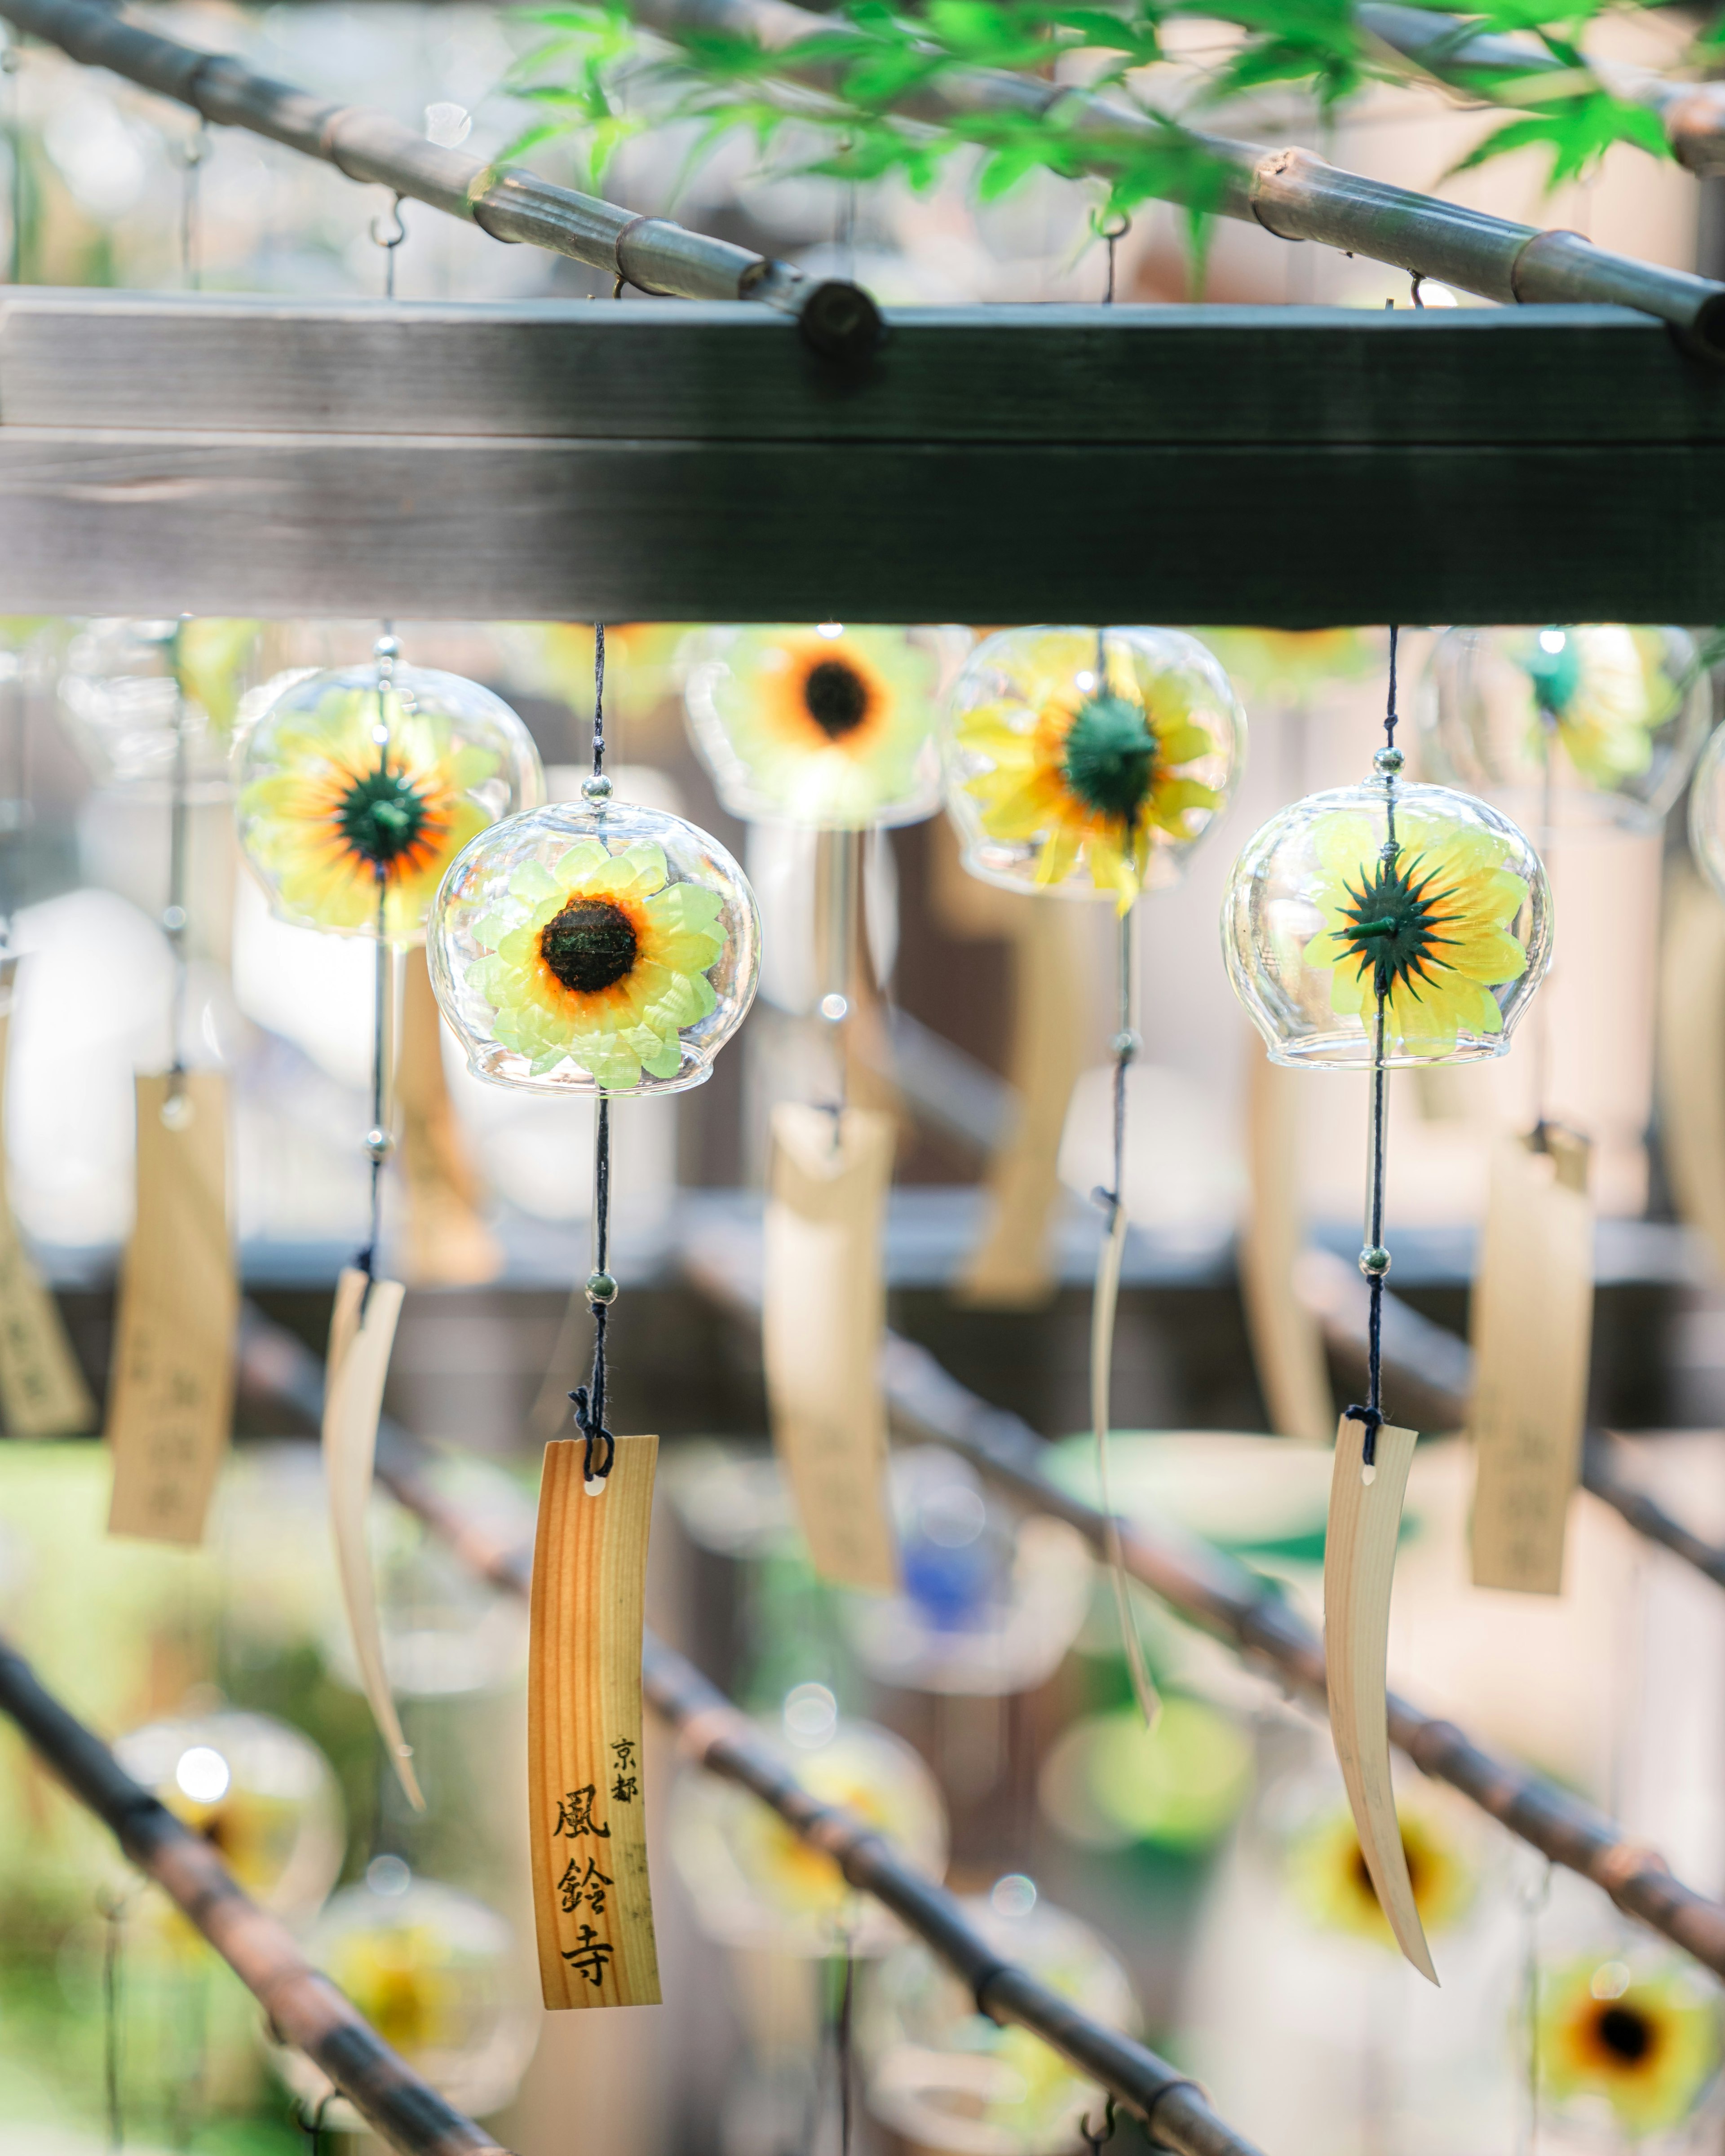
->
[464,836,726,1090]
[1539,1957,1721,2137]
[237,663,541,942]
[1514,625,1678,790]
[1287,1803,1473,1949]
[685,624,948,827]
[1304,810,1531,1057]
[947,627,1241,910]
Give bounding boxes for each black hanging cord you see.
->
[164,622,192,1103]
[570,623,617,1488]
[1344,624,1402,1470]
[358,632,401,1288]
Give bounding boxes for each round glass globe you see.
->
[236,659,544,944]
[943,627,1244,902]
[1418,625,1709,832]
[112,1710,344,1921]
[428,794,761,1096]
[668,1714,948,1956]
[59,618,264,793]
[861,1887,1140,2155]
[1222,776,1552,1068]
[683,623,968,829]
[271,1871,539,2126]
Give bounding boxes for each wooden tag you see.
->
[323,1265,422,1809]
[1092,1203,1160,1727]
[528,1435,661,2011]
[764,1103,898,1592]
[1238,1048,1334,1444]
[1656,866,1725,1272]
[1469,1130,1594,1595]
[397,947,502,1288]
[107,1073,237,1545]
[1324,1415,1437,1985]
[0,1004,93,1437]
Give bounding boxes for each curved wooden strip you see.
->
[323,1265,422,1809]
[1324,1415,1436,1984]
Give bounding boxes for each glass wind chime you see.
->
[942,626,1244,1722]
[1223,629,1552,1981]
[430,625,760,2014]
[237,634,543,1803]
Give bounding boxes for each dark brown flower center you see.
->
[1595,2003,1654,2064]
[803,658,871,740]
[540,898,639,994]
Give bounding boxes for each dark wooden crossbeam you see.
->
[1,290,1720,621]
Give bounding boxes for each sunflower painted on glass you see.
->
[463,837,725,1090]
[957,635,1226,911]
[1539,1957,1721,2138]
[1515,625,1676,790]
[1286,1803,1473,1949]
[1304,811,1530,1057]
[239,685,500,941]
[327,1921,472,2057]
[690,625,944,827]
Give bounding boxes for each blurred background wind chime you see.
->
[1225,628,1552,1983]
[238,633,543,1807]
[683,623,961,1594]
[432,622,760,2012]
[943,626,1243,1722]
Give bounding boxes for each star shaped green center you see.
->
[1062,692,1158,821]
[337,762,429,867]
[1334,847,1462,1002]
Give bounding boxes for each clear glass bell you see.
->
[668,1709,948,1957]
[60,618,264,792]
[112,1710,345,1922]
[1222,775,1552,1067]
[428,793,760,1095]
[1686,722,1725,905]
[236,649,544,944]
[861,1883,1139,2154]
[1418,625,1709,832]
[272,1868,539,2125]
[943,626,1244,904]
[682,623,967,828]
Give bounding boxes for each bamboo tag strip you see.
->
[1238,1049,1334,1444]
[0,1007,93,1436]
[323,1265,421,1809]
[528,1435,661,2011]
[1325,1415,1437,1984]
[764,1102,898,1592]
[107,1073,237,1545]
[1469,1131,1594,1595]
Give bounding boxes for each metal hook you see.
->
[1409,272,1426,309]
[1091,208,1132,305]
[370,192,407,298]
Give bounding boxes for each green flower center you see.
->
[1334,847,1460,1002]
[803,659,871,740]
[337,763,429,867]
[1062,693,1157,821]
[1595,2004,1653,2064]
[540,897,640,995]
[1521,630,1581,717]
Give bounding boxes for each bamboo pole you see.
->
[1295,1246,1725,1595]
[674,1242,1725,1979]
[0,1634,511,2156]
[231,1310,1264,2156]
[628,0,1725,355]
[0,0,880,359]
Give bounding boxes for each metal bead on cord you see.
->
[571,623,619,1489]
[1345,623,1406,1470]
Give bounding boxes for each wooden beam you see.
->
[2,291,1720,621]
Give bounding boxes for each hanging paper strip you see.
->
[396,947,502,1288]
[323,1265,422,1809]
[1238,1050,1333,1444]
[1325,1413,1437,1984]
[1469,1129,1594,1595]
[0,1001,93,1436]
[1655,866,1725,1273]
[528,1434,661,2010]
[764,1101,898,1592]
[107,1073,237,1544]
